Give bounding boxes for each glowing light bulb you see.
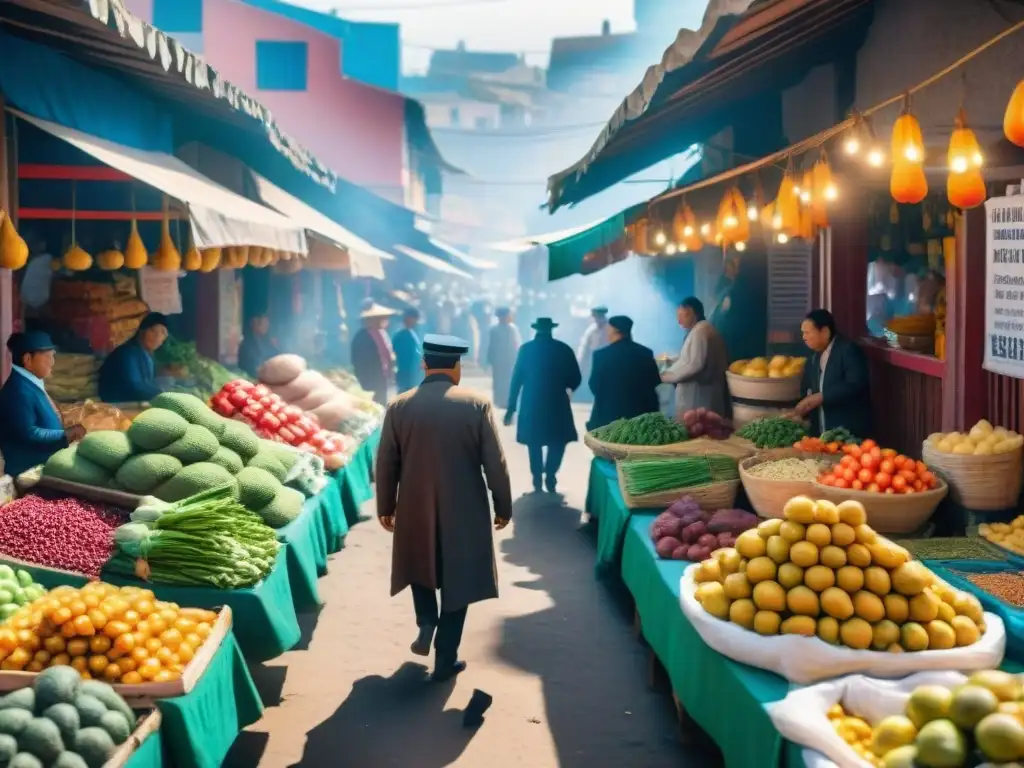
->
[843,137,860,155]
[772,214,783,230]
[735,241,747,252]
[683,225,694,237]
[904,144,922,162]
[714,233,723,244]
[824,184,838,202]
[653,230,667,246]
[724,215,738,228]
[747,204,758,221]
[800,190,812,204]
[700,223,711,236]
[777,233,789,244]
[973,151,984,167]
[792,185,802,196]
[867,148,885,167]
[665,243,677,255]
[951,156,968,174]
[679,244,688,253]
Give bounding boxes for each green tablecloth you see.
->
[154,632,264,768]
[620,514,792,768]
[336,428,379,526]
[276,495,327,612]
[123,720,165,768]
[586,458,635,576]
[317,474,349,553]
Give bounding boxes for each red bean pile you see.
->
[0,495,124,578]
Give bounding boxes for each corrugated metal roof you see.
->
[1,0,338,190]
[545,0,874,210]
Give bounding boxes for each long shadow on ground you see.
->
[286,661,476,767]
[496,492,706,768]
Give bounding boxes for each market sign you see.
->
[983,195,1024,378]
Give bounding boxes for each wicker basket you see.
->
[810,479,948,534]
[740,449,838,519]
[583,432,755,462]
[726,371,802,403]
[616,463,739,510]
[730,402,790,429]
[921,442,1023,511]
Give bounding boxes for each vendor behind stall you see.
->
[795,309,871,437]
[237,313,277,379]
[0,332,85,476]
[661,297,729,417]
[98,312,169,404]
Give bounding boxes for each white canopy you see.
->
[428,237,496,270]
[392,245,471,279]
[249,173,390,280]
[489,220,606,253]
[19,112,308,254]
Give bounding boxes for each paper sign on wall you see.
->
[137,267,183,316]
[983,195,1024,378]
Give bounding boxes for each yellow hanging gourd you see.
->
[947,107,986,209]
[679,204,702,252]
[891,160,928,204]
[777,171,801,236]
[891,101,924,164]
[233,246,250,269]
[632,217,651,255]
[63,243,92,272]
[811,157,836,228]
[199,248,222,273]
[97,249,125,271]
[124,219,147,269]
[0,210,29,270]
[183,239,202,272]
[1005,80,1024,147]
[152,212,181,272]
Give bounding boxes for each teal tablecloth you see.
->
[317,474,349,553]
[276,495,328,612]
[336,427,380,526]
[123,718,165,768]
[586,458,635,576]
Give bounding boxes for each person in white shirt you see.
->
[661,297,729,417]
[576,306,610,402]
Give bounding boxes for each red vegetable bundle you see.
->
[0,495,123,578]
[211,380,350,469]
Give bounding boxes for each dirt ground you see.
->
[226,377,713,767]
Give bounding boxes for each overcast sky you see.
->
[294,0,638,73]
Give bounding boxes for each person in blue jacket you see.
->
[0,331,85,476]
[392,308,424,394]
[98,312,169,404]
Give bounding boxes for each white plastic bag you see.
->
[766,672,967,768]
[679,564,1006,684]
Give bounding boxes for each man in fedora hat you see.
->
[351,303,398,405]
[486,307,521,409]
[587,315,662,431]
[504,318,581,493]
[377,334,512,681]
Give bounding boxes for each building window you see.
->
[255,41,308,91]
[449,107,460,126]
[474,116,490,130]
[153,0,203,33]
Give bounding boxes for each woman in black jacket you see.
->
[795,309,871,438]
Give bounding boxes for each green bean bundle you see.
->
[620,455,738,495]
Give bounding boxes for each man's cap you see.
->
[423,334,469,359]
[495,306,511,318]
[139,312,169,331]
[609,315,633,334]
[7,331,55,356]
[532,317,558,331]
[592,306,609,315]
[360,303,398,319]
[403,307,421,320]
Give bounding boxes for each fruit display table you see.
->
[275,489,333,612]
[586,458,637,575]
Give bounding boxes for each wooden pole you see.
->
[0,95,14,382]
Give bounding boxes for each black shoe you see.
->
[411,626,435,657]
[430,660,467,682]
[463,689,493,728]
[545,476,557,493]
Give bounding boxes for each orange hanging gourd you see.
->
[811,156,836,228]
[777,170,801,237]
[1004,80,1024,147]
[680,204,702,252]
[947,107,986,209]
[947,169,985,210]
[891,100,924,164]
[891,160,928,204]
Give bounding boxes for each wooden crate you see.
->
[107,710,162,767]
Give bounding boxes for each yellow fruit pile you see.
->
[928,419,1023,456]
[979,518,1024,555]
[693,496,987,650]
[728,356,805,379]
[830,671,1024,767]
[0,582,218,684]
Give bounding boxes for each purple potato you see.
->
[679,511,704,528]
[682,410,699,429]
[697,533,718,549]
[672,546,689,561]
[688,545,711,562]
[690,422,705,438]
[679,524,700,544]
[649,512,677,541]
[717,532,735,548]
[687,520,707,540]
[704,411,723,425]
[655,536,683,559]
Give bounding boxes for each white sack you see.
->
[679,564,1006,685]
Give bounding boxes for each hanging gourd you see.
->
[777,167,801,236]
[233,245,250,269]
[97,248,125,271]
[1004,80,1024,147]
[760,200,778,231]
[811,154,836,228]
[679,202,702,252]
[199,248,221,273]
[124,219,147,269]
[633,216,652,255]
[268,250,281,267]
[721,188,750,245]
[151,199,182,272]
[671,203,688,244]
[62,185,92,272]
[947,107,986,209]
[891,97,925,164]
[183,236,202,271]
[891,161,928,204]
[0,209,29,271]
[716,189,739,246]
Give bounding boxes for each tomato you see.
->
[860,453,879,470]
[852,480,864,490]
[902,486,916,494]
[899,469,918,483]
[913,479,924,492]
[891,475,907,491]
[840,455,856,469]
[842,444,855,455]
[861,439,878,451]
[870,446,882,459]
[826,442,840,454]
[881,448,897,458]
[842,468,856,483]
[867,483,881,493]
[879,459,896,475]
[921,471,936,489]
[915,461,929,476]
[848,445,863,459]
[895,455,911,469]
[833,477,849,489]
[857,468,874,484]
[885,487,895,494]
[820,476,835,486]
[875,471,892,489]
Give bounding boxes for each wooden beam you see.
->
[18,164,133,181]
[17,209,180,221]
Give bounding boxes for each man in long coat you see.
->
[587,315,662,431]
[376,334,513,681]
[486,307,521,409]
[351,304,397,406]
[504,318,582,494]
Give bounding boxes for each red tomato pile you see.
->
[211,380,350,466]
[816,439,939,494]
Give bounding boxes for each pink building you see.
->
[126,0,414,205]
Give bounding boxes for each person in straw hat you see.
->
[351,303,398,405]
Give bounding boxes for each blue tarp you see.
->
[0,31,172,153]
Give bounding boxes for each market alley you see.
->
[225,375,708,768]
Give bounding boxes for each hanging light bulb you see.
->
[665,243,677,255]
[724,214,738,229]
[772,213,783,230]
[867,147,885,167]
[972,150,984,167]
[653,230,667,247]
[746,203,758,221]
[700,223,711,236]
[683,225,694,237]
[950,156,969,174]
[824,183,839,201]
[679,244,688,253]
[904,145,922,162]
[777,233,789,244]
[735,241,747,252]
[800,189,812,204]
[843,136,861,156]
[792,184,802,196]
